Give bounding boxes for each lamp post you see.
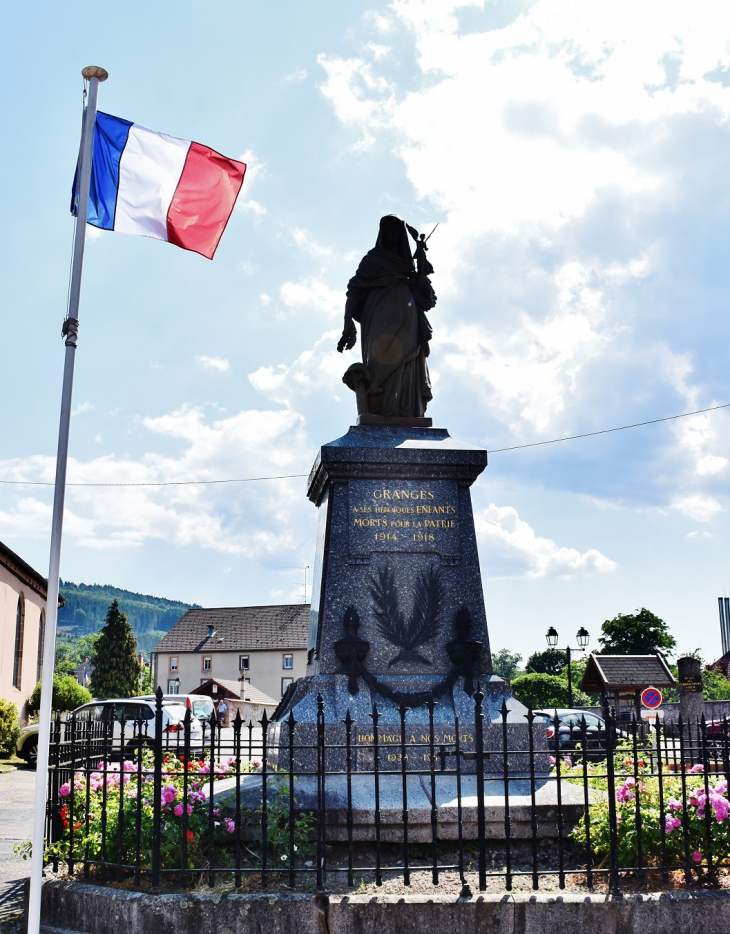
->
[545,626,590,708]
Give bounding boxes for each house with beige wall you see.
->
[0,540,58,721]
[151,604,309,702]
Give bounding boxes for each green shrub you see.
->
[28,676,91,714]
[0,700,20,758]
[568,746,730,876]
[511,672,571,709]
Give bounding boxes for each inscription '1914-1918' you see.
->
[349,480,459,556]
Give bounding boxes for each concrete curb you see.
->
[40,880,730,934]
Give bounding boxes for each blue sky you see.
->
[2,0,730,664]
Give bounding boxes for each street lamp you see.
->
[545,627,591,708]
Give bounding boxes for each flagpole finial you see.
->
[82,65,108,81]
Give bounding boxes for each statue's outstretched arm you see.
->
[337,294,358,353]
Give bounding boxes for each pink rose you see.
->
[174,804,184,817]
[59,783,71,797]
[692,850,702,863]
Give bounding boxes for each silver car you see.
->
[17,696,205,766]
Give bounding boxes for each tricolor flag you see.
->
[72,112,247,260]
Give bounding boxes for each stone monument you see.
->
[256,217,573,840]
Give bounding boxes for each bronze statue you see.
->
[337,215,437,420]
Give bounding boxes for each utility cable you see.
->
[0,401,727,488]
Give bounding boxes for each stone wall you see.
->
[40,880,730,934]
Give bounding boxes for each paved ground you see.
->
[0,767,35,928]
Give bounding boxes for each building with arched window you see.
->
[0,540,62,721]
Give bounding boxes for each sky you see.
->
[2,0,730,664]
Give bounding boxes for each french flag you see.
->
[72,113,247,260]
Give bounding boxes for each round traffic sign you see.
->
[641,686,662,709]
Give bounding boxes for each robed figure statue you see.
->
[337,215,437,420]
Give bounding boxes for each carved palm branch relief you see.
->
[369,565,446,666]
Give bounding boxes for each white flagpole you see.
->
[27,64,108,934]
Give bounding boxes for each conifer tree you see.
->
[90,599,140,698]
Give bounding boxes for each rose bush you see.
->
[49,751,313,874]
[567,747,730,876]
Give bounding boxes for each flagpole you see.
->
[27,64,107,934]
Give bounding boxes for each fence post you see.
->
[316,693,326,891]
[604,706,621,895]
[500,699,512,890]
[151,687,163,890]
[67,712,77,877]
[234,709,242,889]
[654,717,668,884]
[343,708,354,889]
[370,702,382,887]
[260,709,269,889]
[181,708,191,880]
[700,714,716,884]
[287,709,297,888]
[526,708,539,890]
[677,715,692,885]
[207,706,217,888]
[473,684,486,892]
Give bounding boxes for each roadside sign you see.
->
[641,686,663,709]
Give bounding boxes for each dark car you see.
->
[533,709,627,757]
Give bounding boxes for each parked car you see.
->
[16,696,206,767]
[139,694,215,724]
[533,709,627,758]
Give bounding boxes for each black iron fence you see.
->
[45,687,730,894]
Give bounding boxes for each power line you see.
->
[0,472,309,488]
[487,401,730,454]
[0,401,727,488]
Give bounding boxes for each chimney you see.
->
[137,653,144,666]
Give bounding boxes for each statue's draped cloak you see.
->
[346,221,434,417]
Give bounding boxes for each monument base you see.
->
[212,773,583,842]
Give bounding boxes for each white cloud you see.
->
[236,149,267,215]
[292,228,334,258]
[317,53,396,150]
[196,355,230,373]
[282,68,307,83]
[441,259,632,434]
[671,494,724,523]
[72,401,94,417]
[0,404,313,557]
[475,503,616,578]
[249,329,353,407]
[279,278,342,318]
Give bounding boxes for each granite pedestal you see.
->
[262,425,561,839]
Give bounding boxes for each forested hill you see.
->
[57,580,198,657]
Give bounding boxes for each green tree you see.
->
[28,675,91,713]
[90,599,140,698]
[702,668,730,701]
[0,700,20,758]
[54,631,102,677]
[491,649,522,681]
[511,673,571,709]
[525,649,567,676]
[598,608,676,657]
[138,659,153,694]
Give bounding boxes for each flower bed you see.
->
[562,747,730,877]
[51,751,314,876]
